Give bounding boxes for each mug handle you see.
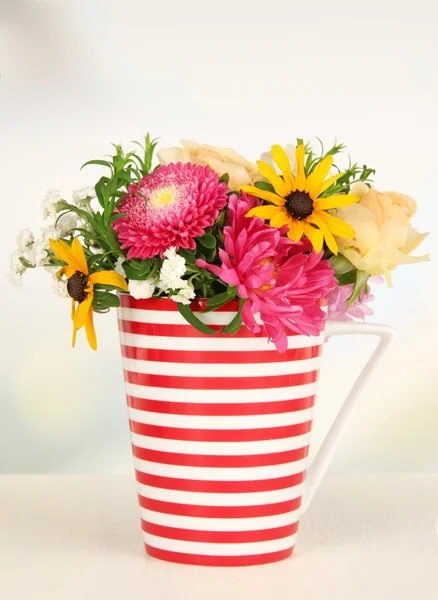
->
[300,320,396,513]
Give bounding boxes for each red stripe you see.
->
[120,319,270,338]
[124,370,319,390]
[142,520,298,543]
[138,495,302,518]
[127,395,316,416]
[130,420,312,442]
[121,345,322,363]
[132,446,309,467]
[135,470,305,493]
[145,544,294,566]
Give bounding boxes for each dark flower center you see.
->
[285,191,314,221]
[67,271,88,303]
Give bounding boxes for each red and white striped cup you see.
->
[118,296,394,566]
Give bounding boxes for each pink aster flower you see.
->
[113,163,228,259]
[197,192,337,352]
[328,277,382,321]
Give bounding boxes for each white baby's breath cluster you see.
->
[127,247,195,304]
[8,187,94,289]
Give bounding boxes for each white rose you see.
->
[128,278,157,300]
[170,281,195,305]
[42,189,61,219]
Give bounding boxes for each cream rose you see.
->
[333,183,429,286]
[157,140,260,190]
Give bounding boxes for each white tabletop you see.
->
[1,474,438,599]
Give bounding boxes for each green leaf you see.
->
[336,271,357,286]
[330,254,355,275]
[219,173,230,184]
[81,159,113,172]
[198,234,216,250]
[346,269,369,310]
[92,290,120,307]
[203,288,237,312]
[179,248,197,265]
[177,304,219,335]
[223,298,245,334]
[254,181,276,193]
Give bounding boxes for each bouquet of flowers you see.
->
[9,135,429,352]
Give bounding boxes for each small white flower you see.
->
[42,189,61,219]
[91,247,105,255]
[51,275,69,299]
[56,212,78,237]
[8,250,26,286]
[128,278,157,300]
[170,281,195,305]
[7,268,24,287]
[72,186,95,208]
[159,247,187,290]
[16,229,34,252]
[41,224,59,242]
[33,239,50,266]
[114,257,127,278]
[260,144,297,176]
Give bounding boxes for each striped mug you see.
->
[118,296,394,566]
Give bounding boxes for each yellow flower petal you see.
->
[57,265,75,279]
[308,213,339,255]
[246,205,281,220]
[302,221,324,253]
[270,210,290,228]
[287,218,304,241]
[49,239,79,271]
[313,171,345,198]
[71,300,77,347]
[271,145,296,191]
[305,155,333,197]
[85,308,97,351]
[240,186,285,206]
[88,270,129,290]
[295,144,305,191]
[256,161,290,197]
[74,291,94,330]
[316,210,356,239]
[314,194,359,211]
[71,237,89,275]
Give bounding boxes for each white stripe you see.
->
[143,532,298,556]
[131,432,312,455]
[128,407,314,430]
[125,381,319,403]
[140,508,301,532]
[119,331,324,351]
[119,307,265,326]
[137,483,304,506]
[133,456,308,481]
[122,356,321,377]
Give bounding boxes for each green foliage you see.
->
[254,181,276,193]
[223,298,245,334]
[177,304,219,335]
[203,287,237,312]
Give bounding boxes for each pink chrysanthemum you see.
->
[197,192,337,352]
[113,163,228,259]
[328,277,382,321]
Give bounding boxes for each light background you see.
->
[1,0,437,474]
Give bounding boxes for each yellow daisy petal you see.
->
[314,194,359,211]
[256,160,290,196]
[270,210,290,228]
[308,213,338,255]
[85,308,97,351]
[71,300,77,347]
[246,205,281,220]
[271,145,296,191]
[57,265,75,279]
[302,221,324,253]
[316,210,356,239]
[305,155,333,197]
[313,171,345,198]
[74,291,94,330]
[88,270,128,290]
[49,239,79,271]
[287,218,304,241]
[295,144,306,191]
[71,237,89,275]
[240,186,285,206]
